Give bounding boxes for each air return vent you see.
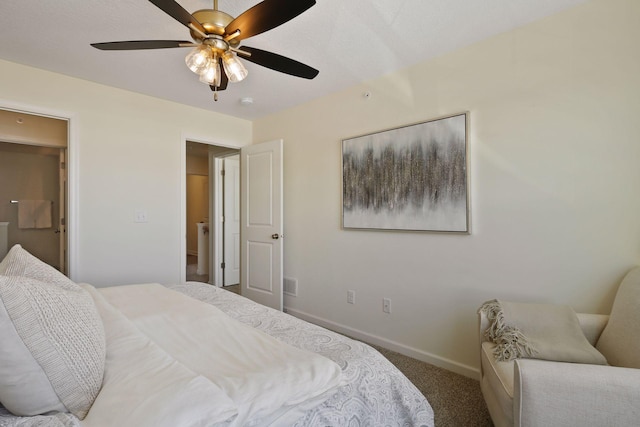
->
[283,277,298,296]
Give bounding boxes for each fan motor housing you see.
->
[191,10,233,39]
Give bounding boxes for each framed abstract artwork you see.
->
[342,112,470,233]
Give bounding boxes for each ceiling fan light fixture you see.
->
[198,56,221,86]
[185,45,212,74]
[222,50,248,83]
[93,0,319,102]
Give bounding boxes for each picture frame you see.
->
[341,112,470,233]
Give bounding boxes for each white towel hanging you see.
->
[17,200,53,229]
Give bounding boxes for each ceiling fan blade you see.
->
[91,40,194,50]
[210,58,229,91]
[238,46,319,79]
[148,0,207,36]
[225,0,316,42]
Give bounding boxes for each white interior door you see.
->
[223,155,240,286]
[58,148,67,274]
[240,140,283,311]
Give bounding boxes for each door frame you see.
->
[180,135,241,285]
[0,100,78,279]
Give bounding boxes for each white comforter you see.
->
[0,282,433,426]
[82,284,344,427]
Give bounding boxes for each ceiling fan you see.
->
[91,0,318,101]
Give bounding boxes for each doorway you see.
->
[185,141,239,287]
[0,109,68,273]
[181,138,284,310]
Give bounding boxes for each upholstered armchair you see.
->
[478,267,640,427]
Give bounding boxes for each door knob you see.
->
[271,234,280,240]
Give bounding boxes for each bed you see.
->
[0,244,433,426]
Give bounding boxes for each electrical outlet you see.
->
[347,290,355,304]
[134,209,148,223]
[383,298,391,314]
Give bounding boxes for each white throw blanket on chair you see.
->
[479,299,607,364]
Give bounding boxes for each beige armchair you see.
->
[479,267,640,427]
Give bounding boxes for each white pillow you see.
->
[0,245,106,419]
[596,267,640,368]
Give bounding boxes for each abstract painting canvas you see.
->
[342,112,469,232]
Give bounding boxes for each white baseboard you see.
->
[284,307,480,380]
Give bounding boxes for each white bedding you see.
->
[0,282,434,427]
[81,284,238,427]
[94,284,344,426]
[171,282,434,427]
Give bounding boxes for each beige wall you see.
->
[254,0,640,376]
[0,59,252,286]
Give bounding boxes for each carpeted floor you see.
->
[222,284,493,426]
[373,346,493,426]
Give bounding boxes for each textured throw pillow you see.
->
[0,245,106,419]
[0,244,74,287]
[596,267,640,368]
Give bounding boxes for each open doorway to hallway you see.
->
[185,141,239,286]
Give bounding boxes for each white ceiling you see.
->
[0,0,587,120]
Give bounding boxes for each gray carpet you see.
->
[373,345,493,426]
[223,285,493,426]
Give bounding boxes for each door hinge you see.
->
[60,162,66,170]
[60,217,65,226]
[221,262,226,269]
[221,169,226,176]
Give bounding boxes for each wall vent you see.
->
[283,277,298,297]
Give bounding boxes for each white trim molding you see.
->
[285,307,480,380]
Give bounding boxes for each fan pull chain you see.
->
[213,88,218,102]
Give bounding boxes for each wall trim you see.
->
[285,307,480,380]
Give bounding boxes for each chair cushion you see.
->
[0,245,106,419]
[596,267,640,368]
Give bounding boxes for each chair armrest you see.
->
[576,313,609,345]
[514,359,640,427]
